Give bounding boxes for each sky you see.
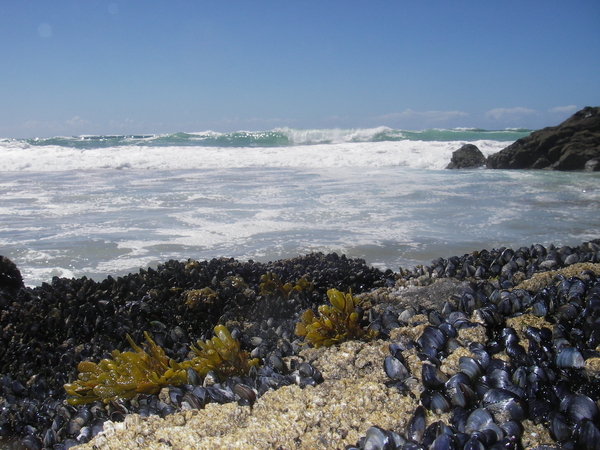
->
[1,1,599,138]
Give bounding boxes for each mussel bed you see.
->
[0,240,599,449]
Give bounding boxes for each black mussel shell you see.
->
[384,355,410,382]
[482,388,525,422]
[406,405,426,443]
[421,364,448,390]
[555,346,585,369]
[417,326,446,351]
[459,357,483,380]
[465,408,494,434]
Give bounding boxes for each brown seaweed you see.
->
[259,272,313,298]
[295,288,375,348]
[64,325,258,405]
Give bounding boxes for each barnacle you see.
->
[260,273,313,298]
[295,289,375,348]
[64,325,258,405]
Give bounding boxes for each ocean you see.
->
[1,127,599,287]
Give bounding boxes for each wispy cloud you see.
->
[548,105,577,114]
[377,109,469,123]
[18,120,63,136]
[244,117,294,125]
[66,116,91,127]
[324,115,350,122]
[204,117,297,130]
[108,118,136,128]
[22,120,59,129]
[485,107,537,120]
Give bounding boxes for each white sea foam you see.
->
[1,138,598,287]
[275,126,400,144]
[0,139,508,172]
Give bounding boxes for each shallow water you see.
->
[1,165,598,286]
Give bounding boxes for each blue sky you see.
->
[1,1,599,138]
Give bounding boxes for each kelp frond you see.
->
[64,325,258,405]
[259,273,313,299]
[295,289,376,348]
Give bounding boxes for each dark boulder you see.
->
[486,106,600,170]
[446,144,487,169]
[0,255,24,292]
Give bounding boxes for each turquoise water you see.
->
[11,126,532,149]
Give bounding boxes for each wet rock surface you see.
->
[446,144,487,169]
[0,256,23,293]
[1,240,600,449]
[487,106,600,170]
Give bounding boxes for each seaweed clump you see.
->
[188,324,258,380]
[259,272,314,299]
[295,288,375,348]
[184,287,218,310]
[64,325,258,405]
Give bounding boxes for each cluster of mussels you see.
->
[348,244,600,449]
[0,253,391,450]
[399,241,600,289]
[1,241,600,449]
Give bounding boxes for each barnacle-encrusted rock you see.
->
[74,339,417,450]
[6,244,600,449]
[514,262,600,293]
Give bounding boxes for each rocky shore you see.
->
[448,106,600,170]
[2,240,600,449]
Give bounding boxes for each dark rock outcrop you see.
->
[486,106,600,170]
[446,144,486,169]
[0,255,24,292]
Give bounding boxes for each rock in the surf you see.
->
[446,144,487,169]
[486,106,600,170]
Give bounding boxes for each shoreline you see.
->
[1,240,600,449]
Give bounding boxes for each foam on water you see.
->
[3,126,530,149]
[0,139,508,172]
[2,127,598,286]
[1,164,598,287]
